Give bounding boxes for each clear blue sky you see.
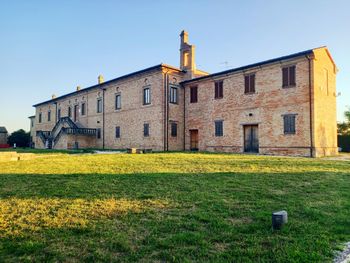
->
[0,0,349,132]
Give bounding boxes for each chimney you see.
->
[76,86,81,91]
[52,94,56,99]
[179,30,196,79]
[180,30,188,45]
[98,75,104,84]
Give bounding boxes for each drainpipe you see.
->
[102,87,106,150]
[306,55,314,157]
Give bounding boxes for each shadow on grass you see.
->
[0,171,349,262]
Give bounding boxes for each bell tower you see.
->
[180,30,196,78]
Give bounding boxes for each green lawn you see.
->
[0,152,349,262]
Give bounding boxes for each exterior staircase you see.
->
[36,117,97,149]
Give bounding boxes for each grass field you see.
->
[0,152,349,262]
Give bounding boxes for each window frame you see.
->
[115,126,121,138]
[38,113,42,123]
[283,114,297,135]
[215,120,224,137]
[115,94,121,110]
[171,122,178,137]
[244,74,256,94]
[143,123,150,137]
[190,86,198,103]
[169,85,179,104]
[68,106,72,118]
[282,65,296,88]
[47,110,51,122]
[143,87,151,105]
[214,80,224,99]
[97,98,102,113]
[81,102,86,116]
[57,108,61,119]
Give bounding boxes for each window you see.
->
[244,74,255,94]
[190,86,198,103]
[170,86,178,104]
[48,111,51,122]
[39,113,42,123]
[31,119,34,127]
[115,126,120,138]
[282,65,296,88]
[68,106,72,118]
[81,103,86,115]
[97,128,101,139]
[143,87,151,105]
[57,108,61,119]
[215,81,223,99]
[171,122,177,137]
[144,123,149,137]
[97,98,102,113]
[115,94,121,110]
[215,120,223,137]
[283,114,296,134]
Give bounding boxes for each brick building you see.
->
[0,127,8,145]
[30,31,338,157]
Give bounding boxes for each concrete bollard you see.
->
[272,210,288,230]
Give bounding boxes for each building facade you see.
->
[30,31,338,157]
[0,127,8,145]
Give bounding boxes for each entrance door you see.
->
[190,129,198,151]
[74,105,78,122]
[244,125,259,153]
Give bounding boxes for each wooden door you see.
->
[190,129,198,151]
[244,125,259,153]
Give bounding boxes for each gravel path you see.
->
[334,242,350,263]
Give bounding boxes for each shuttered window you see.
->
[171,122,177,137]
[282,65,296,87]
[244,74,255,94]
[170,86,178,104]
[190,86,198,103]
[115,94,121,110]
[115,126,120,138]
[144,123,149,137]
[214,81,223,99]
[283,114,296,134]
[143,88,151,105]
[215,120,223,137]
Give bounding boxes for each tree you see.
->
[338,107,350,135]
[7,129,30,147]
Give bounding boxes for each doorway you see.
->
[244,125,259,153]
[190,129,198,151]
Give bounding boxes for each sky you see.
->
[0,0,349,133]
